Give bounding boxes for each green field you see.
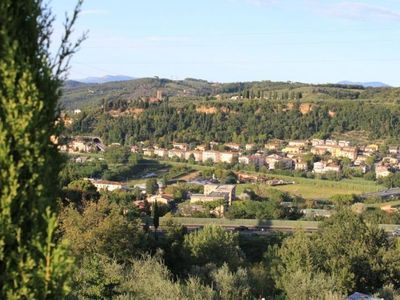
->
[158,160,212,171]
[159,159,384,200]
[69,155,385,200]
[237,176,384,200]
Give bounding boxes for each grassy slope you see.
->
[235,174,383,200]
[67,154,384,200]
[237,178,383,200]
[159,160,384,200]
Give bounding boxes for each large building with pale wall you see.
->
[190,184,236,206]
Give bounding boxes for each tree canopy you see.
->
[0,0,84,297]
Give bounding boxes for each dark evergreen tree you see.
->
[0,0,85,298]
[152,200,160,240]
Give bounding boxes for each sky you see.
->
[51,0,400,86]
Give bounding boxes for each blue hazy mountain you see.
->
[337,81,390,88]
[77,75,135,84]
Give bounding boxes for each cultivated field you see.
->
[237,176,384,200]
[161,160,385,200]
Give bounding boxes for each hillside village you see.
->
[63,136,400,180]
[57,135,400,219]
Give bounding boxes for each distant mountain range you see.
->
[337,81,390,88]
[75,75,136,84]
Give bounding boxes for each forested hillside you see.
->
[61,77,400,110]
[67,98,400,145]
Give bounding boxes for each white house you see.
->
[88,179,128,192]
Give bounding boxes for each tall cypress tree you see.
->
[152,200,160,240]
[0,1,85,298]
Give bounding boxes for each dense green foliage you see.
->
[59,156,166,184]
[60,192,400,299]
[0,1,83,298]
[104,145,136,164]
[62,179,100,206]
[226,200,296,220]
[69,99,400,144]
[146,178,159,195]
[183,225,242,269]
[274,210,400,296]
[60,198,146,263]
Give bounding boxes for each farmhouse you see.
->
[190,184,236,206]
[88,179,128,192]
[147,194,174,205]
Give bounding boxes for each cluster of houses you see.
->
[133,139,400,179]
[60,136,106,153]
[63,134,400,179]
[86,176,236,215]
